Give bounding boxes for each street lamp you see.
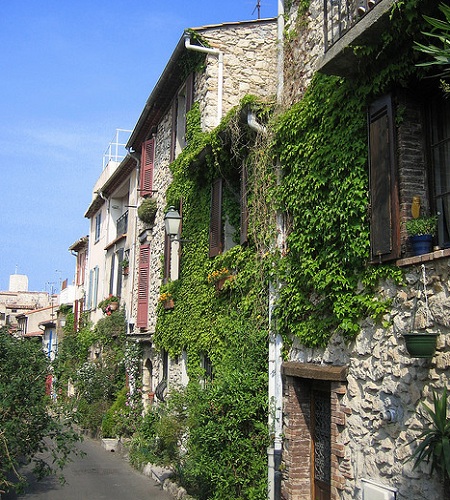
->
[164,207,182,241]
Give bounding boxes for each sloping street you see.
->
[3,436,173,500]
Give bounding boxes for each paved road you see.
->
[3,436,173,500]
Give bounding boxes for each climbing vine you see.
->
[273,0,437,347]
[153,98,274,499]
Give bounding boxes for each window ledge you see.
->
[396,248,450,267]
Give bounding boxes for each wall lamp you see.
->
[164,207,182,241]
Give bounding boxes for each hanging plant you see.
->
[138,197,157,224]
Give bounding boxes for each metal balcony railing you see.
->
[116,211,128,237]
[324,0,379,52]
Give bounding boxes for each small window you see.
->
[95,213,101,243]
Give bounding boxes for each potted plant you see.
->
[138,197,157,225]
[405,215,438,256]
[98,295,120,315]
[409,387,450,499]
[121,259,129,276]
[159,291,174,310]
[158,280,178,310]
[207,267,234,291]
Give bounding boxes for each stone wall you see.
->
[282,0,324,108]
[195,19,278,131]
[285,257,450,499]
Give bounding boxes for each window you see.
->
[170,73,194,162]
[87,266,99,310]
[95,212,101,243]
[209,175,245,258]
[136,244,150,328]
[429,96,450,248]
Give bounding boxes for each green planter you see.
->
[403,332,438,358]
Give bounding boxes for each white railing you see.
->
[102,129,132,170]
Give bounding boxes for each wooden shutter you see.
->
[140,138,155,197]
[170,99,177,162]
[369,94,400,262]
[185,73,194,113]
[163,233,171,283]
[240,164,248,245]
[137,244,150,328]
[209,178,223,257]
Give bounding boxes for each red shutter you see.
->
[137,244,150,328]
[369,94,400,262]
[140,139,155,197]
[209,178,223,257]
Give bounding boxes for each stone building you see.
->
[124,18,278,405]
[278,1,449,499]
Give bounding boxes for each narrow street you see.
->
[3,436,174,500]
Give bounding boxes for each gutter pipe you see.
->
[268,2,285,500]
[184,33,223,126]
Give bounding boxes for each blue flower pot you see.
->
[410,234,433,256]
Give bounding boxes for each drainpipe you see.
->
[184,33,223,126]
[268,2,285,500]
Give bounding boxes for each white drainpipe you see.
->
[268,2,285,499]
[184,33,223,126]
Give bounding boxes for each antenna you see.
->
[252,0,261,19]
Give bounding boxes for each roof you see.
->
[126,18,276,152]
[85,154,136,219]
[69,235,88,252]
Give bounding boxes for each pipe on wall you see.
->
[184,33,223,126]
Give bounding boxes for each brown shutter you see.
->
[240,164,248,245]
[185,73,194,113]
[163,233,171,283]
[137,244,150,328]
[170,99,177,163]
[209,178,223,257]
[140,138,155,197]
[369,94,400,262]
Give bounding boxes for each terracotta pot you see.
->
[163,299,174,310]
[109,302,119,311]
[215,276,231,291]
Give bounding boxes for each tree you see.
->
[0,328,81,494]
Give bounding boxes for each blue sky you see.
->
[0,0,277,292]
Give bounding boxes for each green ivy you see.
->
[272,0,437,347]
[154,98,272,499]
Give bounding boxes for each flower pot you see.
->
[215,276,232,291]
[109,301,119,311]
[410,234,433,256]
[403,332,438,358]
[122,267,129,276]
[163,299,174,310]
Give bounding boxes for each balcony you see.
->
[116,211,128,237]
[318,0,396,76]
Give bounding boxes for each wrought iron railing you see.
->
[324,0,378,52]
[116,211,128,237]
